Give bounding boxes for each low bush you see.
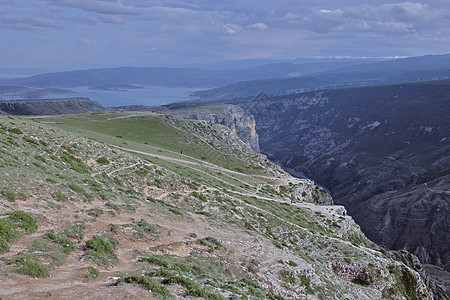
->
[0,218,20,242]
[118,275,173,298]
[43,230,76,254]
[85,236,118,265]
[0,238,10,253]
[9,254,49,277]
[8,211,38,233]
[1,189,16,202]
[84,266,100,280]
[96,157,110,165]
[51,191,67,202]
[137,219,155,233]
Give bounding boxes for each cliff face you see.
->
[228,81,450,273]
[165,104,260,152]
[0,98,105,115]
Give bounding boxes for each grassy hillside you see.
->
[0,113,447,299]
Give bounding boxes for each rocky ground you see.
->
[0,113,448,299]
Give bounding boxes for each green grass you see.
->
[37,113,264,174]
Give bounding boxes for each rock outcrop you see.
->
[0,97,105,115]
[164,103,260,152]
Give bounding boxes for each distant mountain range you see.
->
[2,54,450,101]
[193,54,450,101]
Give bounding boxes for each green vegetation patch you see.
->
[161,275,224,300]
[9,253,49,277]
[84,266,100,280]
[117,275,173,298]
[51,191,67,202]
[0,211,37,253]
[96,156,110,165]
[7,127,23,135]
[197,236,225,253]
[1,189,16,202]
[26,229,78,268]
[85,235,118,265]
[7,210,38,233]
[0,218,21,244]
[42,230,76,254]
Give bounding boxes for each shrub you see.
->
[1,189,16,202]
[161,275,224,299]
[96,157,110,165]
[87,208,103,217]
[52,191,67,202]
[137,219,155,233]
[196,211,212,217]
[63,224,85,240]
[7,127,22,135]
[43,230,76,254]
[8,211,38,233]
[0,218,20,242]
[118,275,173,298]
[84,266,99,280]
[85,236,118,265]
[287,260,298,267]
[168,207,182,216]
[105,202,120,211]
[10,254,49,277]
[0,238,10,253]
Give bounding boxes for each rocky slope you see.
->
[225,80,450,276]
[1,112,446,299]
[0,98,105,115]
[159,102,260,152]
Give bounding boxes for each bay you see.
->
[46,86,207,108]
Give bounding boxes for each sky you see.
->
[1,0,450,71]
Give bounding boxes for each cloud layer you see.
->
[1,0,449,69]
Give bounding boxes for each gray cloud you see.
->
[0,7,62,31]
[47,0,140,15]
[95,13,125,24]
[295,2,450,33]
[56,11,98,25]
[0,1,449,69]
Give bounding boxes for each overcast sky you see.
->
[1,0,450,71]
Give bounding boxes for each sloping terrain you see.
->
[0,98,105,115]
[227,80,450,275]
[1,112,447,299]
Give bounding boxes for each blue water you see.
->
[46,86,207,107]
